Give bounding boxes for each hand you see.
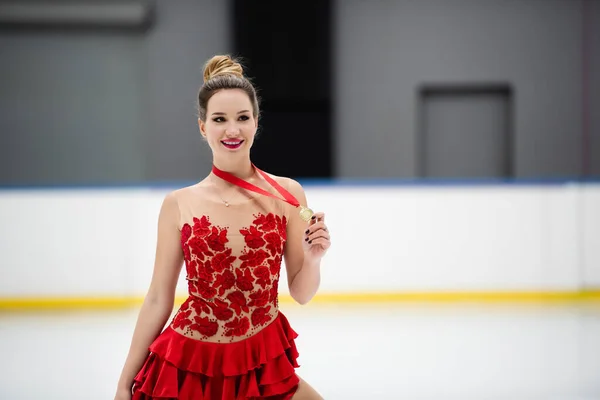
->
[303,212,331,260]
[114,387,132,400]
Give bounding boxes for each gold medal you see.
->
[299,206,314,222]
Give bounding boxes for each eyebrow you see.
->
[211,110,251,116]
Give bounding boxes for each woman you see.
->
[114,55,330,400]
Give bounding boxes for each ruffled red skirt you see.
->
[132,311,300,400]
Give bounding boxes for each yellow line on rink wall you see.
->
[305,291,600,303]
[1,290,600,311]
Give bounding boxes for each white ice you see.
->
[1,302,599,399]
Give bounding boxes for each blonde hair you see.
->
[197,55,260,121]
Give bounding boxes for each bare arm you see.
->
[282,179,331,305]
[115,192,184,393]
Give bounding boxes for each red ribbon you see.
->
[211,164,300,207]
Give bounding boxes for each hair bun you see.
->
[203,55,244,82]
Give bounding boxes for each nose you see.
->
[225,125,240,137]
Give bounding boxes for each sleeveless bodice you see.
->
[169,183,291,343]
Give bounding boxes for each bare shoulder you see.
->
[159,179,208,212]
[163,186,187,204]
[270,174,306,199]
[169,178,211,199]
[156,188,182,218]
[267,175,308,211]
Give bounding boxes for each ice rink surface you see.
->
[1,302,599,399]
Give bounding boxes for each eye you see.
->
[212,117,225,123]
[238,115,250,121]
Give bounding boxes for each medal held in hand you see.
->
[298,205,314,222]
[211,164,314,222]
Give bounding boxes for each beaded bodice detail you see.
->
[169,185,290,343]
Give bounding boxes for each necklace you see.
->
[211,175,232,207]
[212,164,314,222]
[210,170,257,207]
[217,194,230,207]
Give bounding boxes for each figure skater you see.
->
[114,54,330,400]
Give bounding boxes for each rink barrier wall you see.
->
[0,180,599,310]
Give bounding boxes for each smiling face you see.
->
[199,88,258,160]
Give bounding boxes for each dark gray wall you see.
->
[0,31,148,184]
[1,0,597,184]
[590,0,600,176]
[0,0,228,185]
[334,0,588,178]
[142,0,230,183]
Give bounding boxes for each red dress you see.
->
[132,184,300,399]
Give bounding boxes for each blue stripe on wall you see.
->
[0,177,600,191]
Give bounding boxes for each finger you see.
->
[314,212,325,222]
[305,221,327,235]
[309,212,325,225]
[307,237,331,248]
[305,232,330,244]
[305,226,328,241]
[307,228,329,240]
